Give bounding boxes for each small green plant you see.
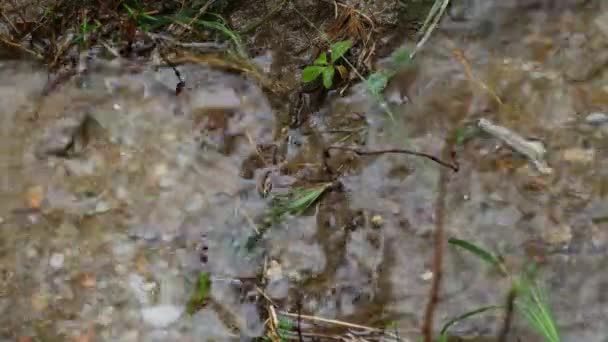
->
[446,238,560,342]
[123,1,159,31]
[186,271,211,315]
[74,16,101,47]
[514,271,560,342]
[302,40,352,89]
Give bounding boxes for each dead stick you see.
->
[497,288,517,342]
[325,146,459,172]
[421,137,455,342]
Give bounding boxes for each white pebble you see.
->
[141,305,183,328]
[49,253,65,269]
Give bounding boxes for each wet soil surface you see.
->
[1,1,608,341]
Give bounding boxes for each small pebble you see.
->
[585,112,608,125]
[420,270,433,281]
[49,253,65,269]
[371,215,384,228]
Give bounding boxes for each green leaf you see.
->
[330,40,352,63]
[123,3,136,18]
[438,305,503,341]
[393,47,413,66]
[186,271,212,314]
[314,52,328,66]
[141,13,158,22]
[277,317,294,331]
[454,126,480,145]
[322,67,335,89]
[302,66,324,83]
[367,72,389,96]
[448,238,507,275]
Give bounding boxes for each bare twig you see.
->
[497,288,517,342]
[0,9,19,36]
[174,0,217,37]
[411,0,450,59]
[277,311,410,338]
[0,36,43,59]
[325,146,459,172]
[421,142,452,342]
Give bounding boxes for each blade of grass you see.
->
[448,237,508,275]
[438,305,503,342]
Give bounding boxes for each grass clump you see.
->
[186,271,211,315]
[446,238,560,341]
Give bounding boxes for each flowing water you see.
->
[1,1,608,341]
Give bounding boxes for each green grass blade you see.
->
[438,305,503,341]
[448,238,502,268]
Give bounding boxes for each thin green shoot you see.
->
[438,305,503,342]
[171,12,246,58]
[515,278,560,342]
[186,271,211,315]
[74,16,101,46]
[448,237,509,276]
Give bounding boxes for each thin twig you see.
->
[277,311,408,338]
[325,146,459,172]
[497,288,517,342]
[174,0,217,37]
[421,139,454,342]
[0,36,43,59]
[0,9,19,35]
[410,0,450,59]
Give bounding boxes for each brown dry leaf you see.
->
[25,185,45,209]
[335,65,349,80]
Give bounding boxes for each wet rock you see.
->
[265,278,289,300]
[280,241,326,278]
[141,305,183,328]
[35,116,86,158]
[192,309,233,339]
[239,303,265,338]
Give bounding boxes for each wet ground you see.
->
[1,1,608,341]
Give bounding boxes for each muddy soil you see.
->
[1,1,608,341]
